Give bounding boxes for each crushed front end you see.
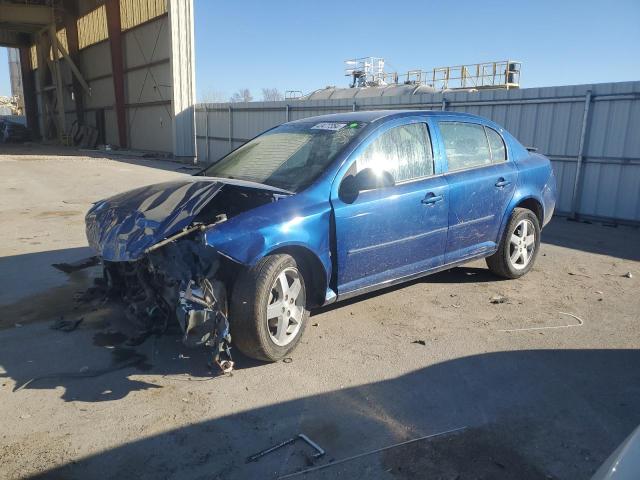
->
[103,234,234,372]
[85,178,290,373]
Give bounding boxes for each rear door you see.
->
[331,118,449,295]
[436,121,517,263]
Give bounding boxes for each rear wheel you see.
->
[230,254,309,361]
[486,207,540,279]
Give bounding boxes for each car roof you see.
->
[288,109,488,124]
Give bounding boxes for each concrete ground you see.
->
[0,144,639,480]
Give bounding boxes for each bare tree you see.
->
[199,89,228,104]
[230,88,253,103]
[261,88,284,102]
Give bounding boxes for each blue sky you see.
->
[1,0,639,100]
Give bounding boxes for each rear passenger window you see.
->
[439,122,491,171]
[485,127,507,163]
[357,123,434,182]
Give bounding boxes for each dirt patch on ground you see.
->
[382,426,548,480]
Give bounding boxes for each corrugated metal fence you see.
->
[195,81,640,224]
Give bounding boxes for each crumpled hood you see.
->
[86,179,224,262]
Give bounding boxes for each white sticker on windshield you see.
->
[311,122,347,131]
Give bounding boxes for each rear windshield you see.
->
[201,121,366,192]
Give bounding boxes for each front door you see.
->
[436,121,517,263]
[331,119,449,295]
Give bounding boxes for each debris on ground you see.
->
[498,312,584,333]
[412,340,426,346]
[50,317,83,332]
[277,427,466,479]
[490,295,508,304]
[52,256,100,273]
[282,357,293,364]
[73,285,106,304]
[247,433,325,463]
[623,272,633,278]
[567,271,591,278]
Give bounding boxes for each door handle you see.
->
[422,193,444,205]
[495,177,511,188]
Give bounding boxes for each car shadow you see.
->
[14,348,640,480]
[542,217,640,261]
[0,247,102,326]
[315,266,503,316]
[0,310,267,404]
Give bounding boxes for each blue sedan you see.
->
[86,110,556,368]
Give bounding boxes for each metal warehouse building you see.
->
[0,0,196,158]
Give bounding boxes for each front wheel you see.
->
[230,254,309,361]
[486,207,541,279]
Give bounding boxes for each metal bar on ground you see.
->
[278,426,467,479]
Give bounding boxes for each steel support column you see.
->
[35,33,50,138]
[63,7,85,125]
[203,105,208,164]
[570,90,592,219]
[19,47,39,138]
[49,24,66,141]
[228,105,233,151]
[105,0,128,147]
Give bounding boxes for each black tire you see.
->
[486,207,541,279]
[230,254,309,362]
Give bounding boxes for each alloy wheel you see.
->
[265,267,305,346]
[509,219,536,270]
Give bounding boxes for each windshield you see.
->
[200,121,366,192]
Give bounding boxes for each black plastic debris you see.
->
[50,317,83,332]
[52,256,100,274]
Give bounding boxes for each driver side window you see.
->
[357,123,434,183]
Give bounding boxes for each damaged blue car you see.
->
[85,110,556,370]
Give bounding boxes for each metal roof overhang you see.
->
[0,2,57,47]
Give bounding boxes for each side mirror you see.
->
[339,168,395,203]
[354,167,395,191]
